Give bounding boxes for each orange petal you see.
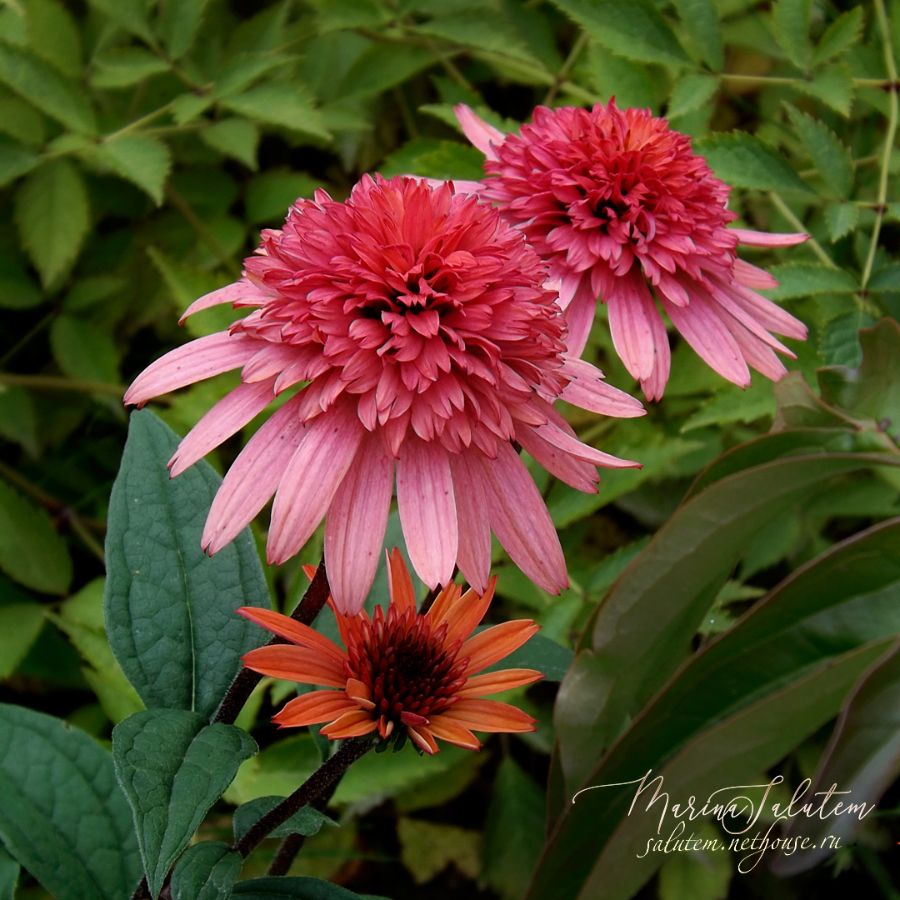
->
[273,691,357,727]
[387,548,417,614]
[242,645,346,688]
[346,677,375,710]
[427,716,481,750]
[443,578,497,645]
[458,668,543,697]
[425,581,461,626]
[301,564,318,582]
[320,709,378,739]
[237,607,346,662]
[407,725,439,755]
[440,698,536,733]
[460,620,539,674]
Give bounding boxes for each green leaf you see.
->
[232,796,334,842]
[307,0,389,32]
[52,579,143,723]
[0,384,38,453]
[14,158,90,287]
[492,632,572,681]
[337,43,437,99]
[201,118,260,169]
[555,452,900,787]
[0,846,18,900]
[550,0,689,66]
[667,73,718,119]
[157,0,209,60]
[764,263,857,299]
[583,43,667,110]
[113,709,257,898]
[695,131,812,194]
[481,759,544,900]
[795,64,854,117]
[671,0,724,69]
[786,105,853,197]
[415,11,540,66]
[0,95,45,146]
[90,46,170,88]
[221,83,329,141]
[658,824,731,900]
[170,842,242,900]
[0,478,72,594]
[23,0,81,77]
[0,43,94,133]
[104,410,271,718]
[0,601,44,679]
[381,138,485,181]
[49,314,120,385]
[773,640,900,875]
[232,877,386,899]
[92,135,171,205]
[397,817,481,885]
[0,704,141,900]
[85,0,153,43]
[680,380,776,432]
[244,169,321,224]
[771,0,812,69]
[0,135,37,188]
[813,7,865,67]
[825,201,859,241]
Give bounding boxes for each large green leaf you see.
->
[104,410,270,718]
[91,135,172,205]
[695,132,812,194]
[232,797,334,843]
[556,453,900,787]
[112,709,257,898]
[170,842,241,900]
[0,704,141,899]
[233,878,387,899]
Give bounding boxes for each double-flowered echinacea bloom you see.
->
[456,101,809,400]
[125,175,644,613]
[238,551,540,754]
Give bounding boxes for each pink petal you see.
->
[560,357,646,418]
[606,279,662,382]
[267,404,364,564]
[533,421,640,469]
[202,395,307,554]
[414,176,485,196]
[516,425,598,493]
[396,439,457,589]
[562,279,597,357]
[706,286,795,357]
[727,321,789,381]
[178,279,270,324]
[168,379,275,477]
[476,443,567,594]
[724,282,808,341]
[733,259,779,289]
[448,453,491,592]
[124,333,257,406]
[731,228,808,247]
[454,104,505,161]
[663,295,751,387]
[324,432,394,614]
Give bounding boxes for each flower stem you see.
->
[212,560,331,725]
[544,32,588,105]
[767,192,837,269]
[0,372,126,396]
[861,0,898,293]
[234,737,373,860]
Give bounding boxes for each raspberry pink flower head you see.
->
[238,550,541,754]
[455,101,809,400]
[125,175,643,613]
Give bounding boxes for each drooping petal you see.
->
[325,432,394,614]
[386,547,417,615]
[168,379,275,477]
[426,717,481,750]
[477,443,567,594]
[448,452,491,593]
[406,725,439,754]
[124,333,258,406]
[731,228,808,247]
[562,279,597,357]
[454,104,505,161]
[273,691,357,727]
[532,420,641,469]
[267,404,364,564]
[733,258,779,289]
[202,396,306,554]
[606,280,663,383]
[396,438,457,589]
[320,709,378,739]
[461,619,540,674]
[242,645,346,687]
[516,425,599,493]
[560,357,646,418]
[236,607,346,663]
[439,698,536,733]
[178,279,270,323]
[458,668,543,697]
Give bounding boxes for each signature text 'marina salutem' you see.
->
[572,769,875,873]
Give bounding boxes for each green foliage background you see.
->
[0,1,898,898]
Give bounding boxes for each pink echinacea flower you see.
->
[125,176,644,612]
[455,101,809,400]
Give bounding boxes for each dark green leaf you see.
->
[201,119,260,170]
[112,709,257,898]
[85,0,153,43]
[170,842,241,900]
[0,43,95,133]
[245,169,321,224]
[813,7,865,67]
[658,824,730,900]
[104,410,270,717]
[825,201,859,241]
[550,0,689,66]
[23,0,81,77]
[786,105,853,197]
[491,632,572,682]
[772,0,812,69]
[764,263,857,299]
[695,132,812,194]
[481,758,544,900]
[221,83,329,141]
[0,477,72,594]
[0,136,37,188]
[14,158,90,286]
[0,845,18,900]
[157,0,209,60]
[381,138,486,181]
[92,135,172,205]
[233,877,387,899]
[0,704,141,900]
[667,73,718,119]
[233,795,334,843]
[337,43,437,99]
[0,601,44,679]
[49,314,120,385]
[0,384,38,453]
[671,0,724,69]
[90,47,170,88]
